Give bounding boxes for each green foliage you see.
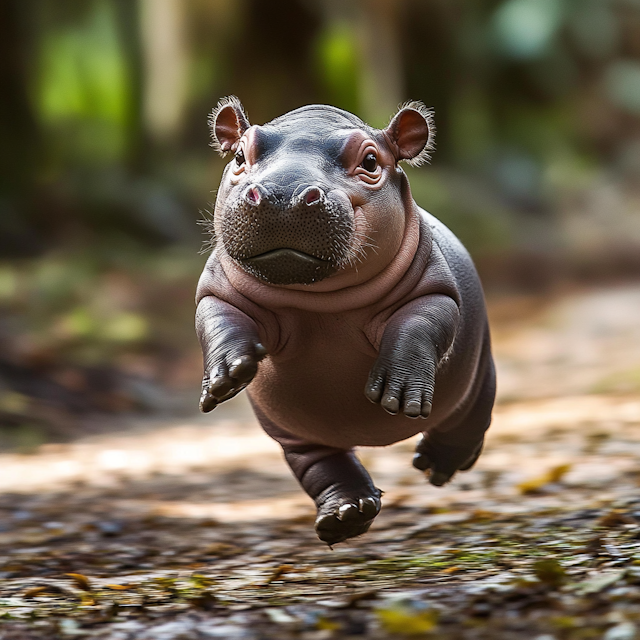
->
[314,21,360,114]
[35,0,132,165]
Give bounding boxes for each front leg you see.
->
[366,294,480,487]
[196,296,267,412]
[365,293,459,419]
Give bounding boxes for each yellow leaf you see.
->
[316,616,341,631]
[547,464,571,482]
[377,606,438,635]
[24,586,50,599]
[442,566,461,574]
[65,573,92,591]
[105,584,132,590]
[517,464,571,494]
[23,584,69,599]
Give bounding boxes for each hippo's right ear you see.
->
[384,101,435,167]
[208,96,251,156]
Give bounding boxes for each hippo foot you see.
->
[314,490,382,545]
[413,437,484,486]
[200,343,268,412]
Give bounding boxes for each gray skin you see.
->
[196,97,496,545]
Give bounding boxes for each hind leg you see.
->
[413,357,495,486]
[253,406,381,545]
[413,435,485,486]
[296,447,382,545]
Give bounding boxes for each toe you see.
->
[412,452,431,471]
[420,400,432,418]
[359,496,381,519]
[199,393,218,413]
[315,493,382,545]
[254,343,268,360]
[228,355,258,383]
[403,399,422,418]
[381,394,400,415]
[337,503,359,522]
[429,471,452,487]
[365,376,385,403]
[207,375,235,398]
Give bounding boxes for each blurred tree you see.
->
[356,0,405,126]
[1,0,639,259]
[0,1,43,256]
[140,0,188,146]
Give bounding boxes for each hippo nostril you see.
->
[303,187,322,206]
[245,186,262,206]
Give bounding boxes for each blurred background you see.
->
[2,0,640,446]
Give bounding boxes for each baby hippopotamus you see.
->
[196,97,496,545]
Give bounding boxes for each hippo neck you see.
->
[220,205,431,314]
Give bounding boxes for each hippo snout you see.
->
[220,183,355,286]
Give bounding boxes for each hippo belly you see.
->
[247,327,426,449]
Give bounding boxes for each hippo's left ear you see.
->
[384,101,435,167]
[208,96,251,156]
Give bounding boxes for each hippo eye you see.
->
[362,153,377,172]
[234,149,245,166]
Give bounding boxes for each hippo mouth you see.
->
[239,248,336,285]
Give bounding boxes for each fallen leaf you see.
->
[598,509,635,528]
[518,464,572,494]
[266,564,293,583]
[442,566,461,574]
[65,573,92,591]
[469,510,497,521]
[376,605,438,636]
[23,586,51,599]
[574,569,626,595]
[316,616,341,631]
[104,584,132,591]
[23,584,74,599]
[533,558,566,587]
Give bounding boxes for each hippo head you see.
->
[208,97,434,287]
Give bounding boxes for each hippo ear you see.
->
[384,101,435,167]
[208,96,251,156]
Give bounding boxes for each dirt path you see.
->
[1,285,640,639]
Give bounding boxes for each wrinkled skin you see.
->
[196,98,496,545]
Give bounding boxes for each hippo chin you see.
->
[196,96,496,545]
[241,249,334,286]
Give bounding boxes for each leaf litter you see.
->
[0,286,640,638]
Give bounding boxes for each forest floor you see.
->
[1,284,640,639]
